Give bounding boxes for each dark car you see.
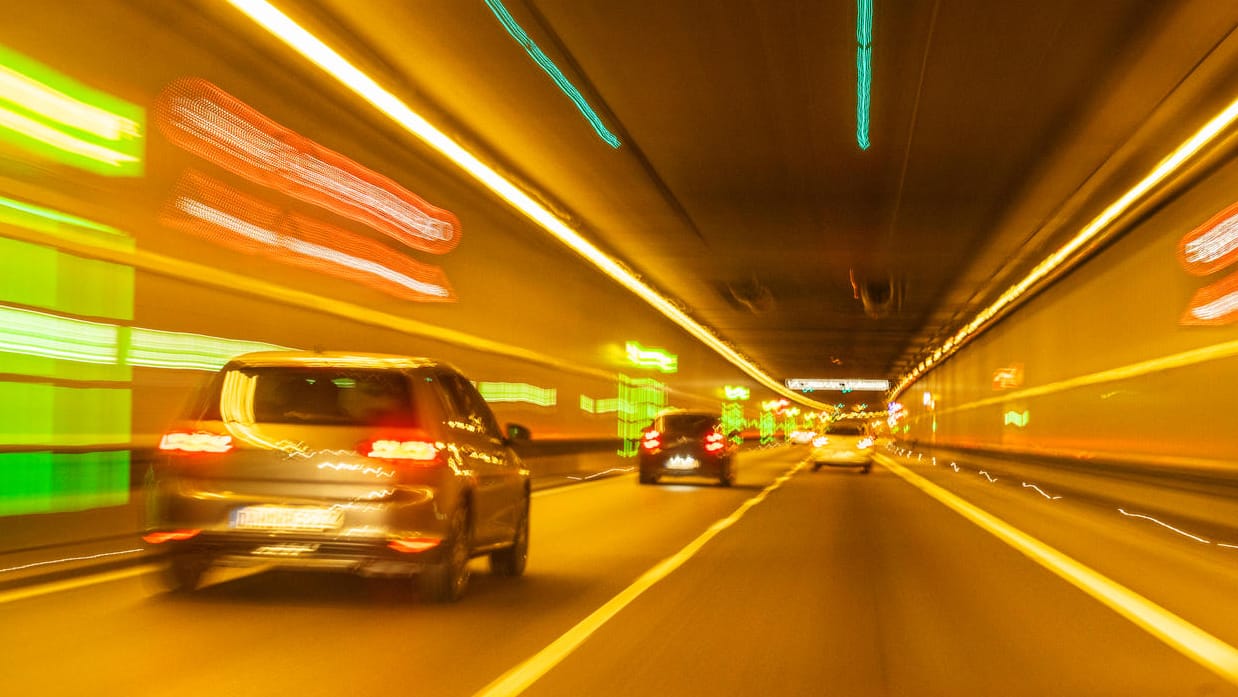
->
[810,420,875,474]
[143,351,531,602]
[638,409,738,486]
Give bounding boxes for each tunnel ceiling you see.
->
[274,0,1232,387]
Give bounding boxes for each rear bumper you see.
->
[154,532,446,577]
[812,450,874,465]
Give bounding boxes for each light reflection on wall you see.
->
[476,381,556,407]
[156,77,460,254]
[0,42,144,176]
[1180,201,1238,325]
[617,374,667,457]
[161,171,454,302]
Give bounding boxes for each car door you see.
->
[435,371,522,546]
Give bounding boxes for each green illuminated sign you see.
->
[724,385,750,400]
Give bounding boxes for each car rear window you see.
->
[826,422,868,436]
[196,367,419,427]
[657,413,720,435]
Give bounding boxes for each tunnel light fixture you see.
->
[892,91,1238,399]
[483,0,620,148]
[224,0,829,408]
[856,0,873,150]
[625,341,678,373]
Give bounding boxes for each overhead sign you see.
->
[785,378,889,392]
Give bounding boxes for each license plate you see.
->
[665,455,698,470]
[232,505,343,531]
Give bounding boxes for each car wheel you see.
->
[489,499,529,577]
[811,463,822,472]
[419,504,471,602]
[719,460,735,487]
[163,552,208,593]
[862,463,872,474]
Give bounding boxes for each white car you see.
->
[810,421,874,474]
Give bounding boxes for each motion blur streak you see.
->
[0,195,133,251]
[156,77,460,253]
[161,172,454,301]
[223,0,832,411]
[1179,201,1238,275]
[0,306,119,364]
[476,382,557,406]
[0,565,156,605]
[472,462,804,697]
[879,455,1238,687]
[0,42,143,175]
[127,328,288,372]
[1182,270,1238,325]
[893,93,1238,398]
[923,337,1238,418]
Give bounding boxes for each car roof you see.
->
[224,350,444,371]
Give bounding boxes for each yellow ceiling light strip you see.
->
[893,93,1238,399]
[224,0,826,409]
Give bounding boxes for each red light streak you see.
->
[156,77,461,254]
[161,171,454,302]
[1181,269,1238,326]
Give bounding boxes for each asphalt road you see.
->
[3,444,1238,697]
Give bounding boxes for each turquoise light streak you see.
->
[856,0,873,150]
[484,0,620,148]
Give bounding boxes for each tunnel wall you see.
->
[900,152,1238,468]
[0,2,784,529]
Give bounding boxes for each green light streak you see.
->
[0,43,144,176]
[127,328,290,371]
[483,0,620,148]
[617,374,666,456]
[0,305,120,366]
[476,381,557,407]
[856,0,872,150]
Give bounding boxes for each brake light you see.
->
[159,431,233,453]
[704,432,726,453]
[142,529,202,544]
[641,430,661,450]
[388,537,442,553]
[363,439,439,462]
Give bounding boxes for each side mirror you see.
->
[505,423,532,443]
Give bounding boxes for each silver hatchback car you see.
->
[144,351,531,602]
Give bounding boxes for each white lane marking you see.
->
[879,454,1238,687]
[473,460,807,697]
[0,564,160,605]
[0,548,144,575]
[979,471,997,482]
[1021,482,1063,500]
[565,467,634,481]
[1118,509,1213,545]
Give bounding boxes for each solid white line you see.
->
[0,563,159,605]
[473,461,806,697]
[878,454,1238,687]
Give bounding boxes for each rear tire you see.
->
[489,500,529,577]
[862,463,872,474]
[418,505,471,602]
[719,459,735,487]
[163,552,208,593]
[811,463,822,472]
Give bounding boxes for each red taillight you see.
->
[704,432,726,453]
[362,439,440,462]
[388,538,442,553]
[143,529,202,544]
[159,431,232,453]
[641,430,661,450]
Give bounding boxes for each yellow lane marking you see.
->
[878,454,1238,686]
[473,461,807,697]
[0,564,159,605]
